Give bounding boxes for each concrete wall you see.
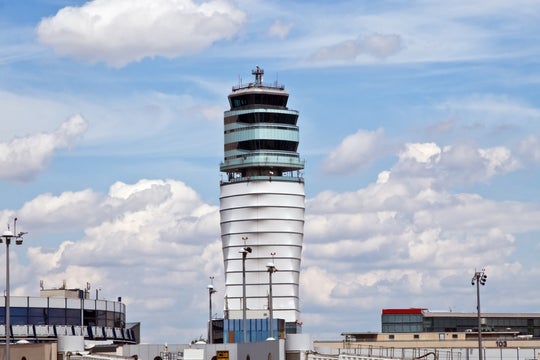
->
[0,342,57,360]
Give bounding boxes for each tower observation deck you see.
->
[220,67,305,332]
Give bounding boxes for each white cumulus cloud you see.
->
[14,178,220,342]
[399,142,441,164]
[0,115,87,181]
[393,141,521,186]
[321,128,385,175]
[302,149,540,332]
[36,0,246,67]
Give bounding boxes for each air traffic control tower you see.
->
[220,67,305,334]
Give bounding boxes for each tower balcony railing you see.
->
[221,174,304,184]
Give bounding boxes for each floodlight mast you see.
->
[266,252,277,340]
[240,236,251,343]
[471,269,487,360]
[207,276,217,344]
[1,218,27,360]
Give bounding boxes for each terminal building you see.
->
[0,284,139,344]
[380,308,540,336]
[313,308,540,360]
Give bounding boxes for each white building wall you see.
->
[220,179,305,323]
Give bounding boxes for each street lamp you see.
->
[266,252,277,340]
[1,218,27,360]
[471,269,487,360]
[240,236,251,343]
[207,276,217,344]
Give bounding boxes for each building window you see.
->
[413,334,419,339]
[11,307,28,325]
[452,334,458,339]
[389,334,395,340]
[66,309,81,325]
[49,308,66,325]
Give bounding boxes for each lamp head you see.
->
[2,230,14,238]
[480,273,487,285]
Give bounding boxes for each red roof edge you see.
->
[382,308,427,315]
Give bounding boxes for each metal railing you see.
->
[0,324,136,343]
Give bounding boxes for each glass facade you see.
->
[382,313,423,333]
[382,309,540,337]
[216,318,286,343]
[0,296,125,329]
[230,93,288,109]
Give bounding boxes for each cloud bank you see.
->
[0,115,87,181]
[10,178,220,342]
[321,128,385,175]
[5,130,540,341]
[36,0,246,67]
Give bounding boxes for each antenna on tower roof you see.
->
[252,66,264,85]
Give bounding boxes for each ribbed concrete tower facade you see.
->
[220,67,304,330]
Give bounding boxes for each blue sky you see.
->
[2,0,540,344]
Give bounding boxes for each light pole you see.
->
[240,236,251,343]
[471,269,487,360]
[1,218,27,360]
[266,252,277,340]
[207,276,217,344]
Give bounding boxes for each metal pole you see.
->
[476,275,483,360]
[268,268,273,338]
[242,251,247,343]
[471,270,486,360]
[5,239,10,360]
[240,237,250,344]
[208,289,212,344]
[266,256,277,340]
[2,220,26,360]
[475,272,483,360]
[81,290,84,332]
[208,283,216,344]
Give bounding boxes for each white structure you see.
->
[220,67,305,328]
